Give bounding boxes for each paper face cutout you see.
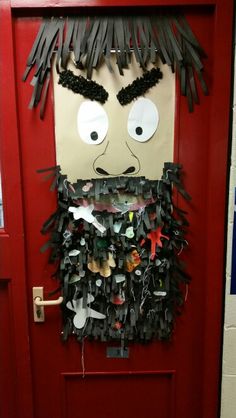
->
[53,54,175,182]
[127,98,159,142]
[77,101,109,145]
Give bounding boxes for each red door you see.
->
[0,1,234,418]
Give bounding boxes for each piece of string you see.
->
[185,284,189,302]
[178,239,188,256]
[81,336,86,378]
[177,243,184,256]
[140,263,152,311]
[80,287,91,377]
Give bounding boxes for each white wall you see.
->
[220,37,236,418]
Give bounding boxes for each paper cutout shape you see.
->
[77,100,109,145]
[111,293,126,305]
[124,226,135,239]
[113,321,123,330]
[96,279,102,287]
[153,291,167,297]
[69,204,106,233]
[113,221,122,233]
[69,249,80,256]
[82,181,93,192]
[88,252,116,278]
[129,212,134,222]
[114,274,126,283]
[146,226,170,260]
[127,98,159,142]
[69,274,81,284]
[69,204,95,222]
[66,294,106,329]
[125,249,141,272]
[112,201,133,214]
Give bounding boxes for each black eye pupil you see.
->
[135,126,143,135]
[90,131,98,141]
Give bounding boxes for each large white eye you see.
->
[77,101,108,145]
[127,98,159,142]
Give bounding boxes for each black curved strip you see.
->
[117,67,163,105]
[61,17,76,69]
[22,21,46,81]
[96,167,109,175]
[58,70,109,103]
[123,166,136,174]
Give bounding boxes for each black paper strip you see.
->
[23,13,207,117]
[39,163,191,343]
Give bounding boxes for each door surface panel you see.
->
[0,1,233,418]
[61,372,175,418]
[13,10,210,418]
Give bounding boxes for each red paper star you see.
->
[147,226,169,260]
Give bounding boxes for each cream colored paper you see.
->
[53,54,175,182]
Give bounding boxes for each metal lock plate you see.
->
[32,287,45,322]
[106,347,129,359]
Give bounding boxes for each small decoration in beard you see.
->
[39,163,191,343]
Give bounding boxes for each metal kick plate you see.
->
[106,347,129,359]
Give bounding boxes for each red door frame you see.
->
[0,1,234,418]
[0,2,34,418]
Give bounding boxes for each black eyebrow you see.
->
[58,70,109,104]
[116,67,163,106]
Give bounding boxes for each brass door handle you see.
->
[33,287,63,322]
